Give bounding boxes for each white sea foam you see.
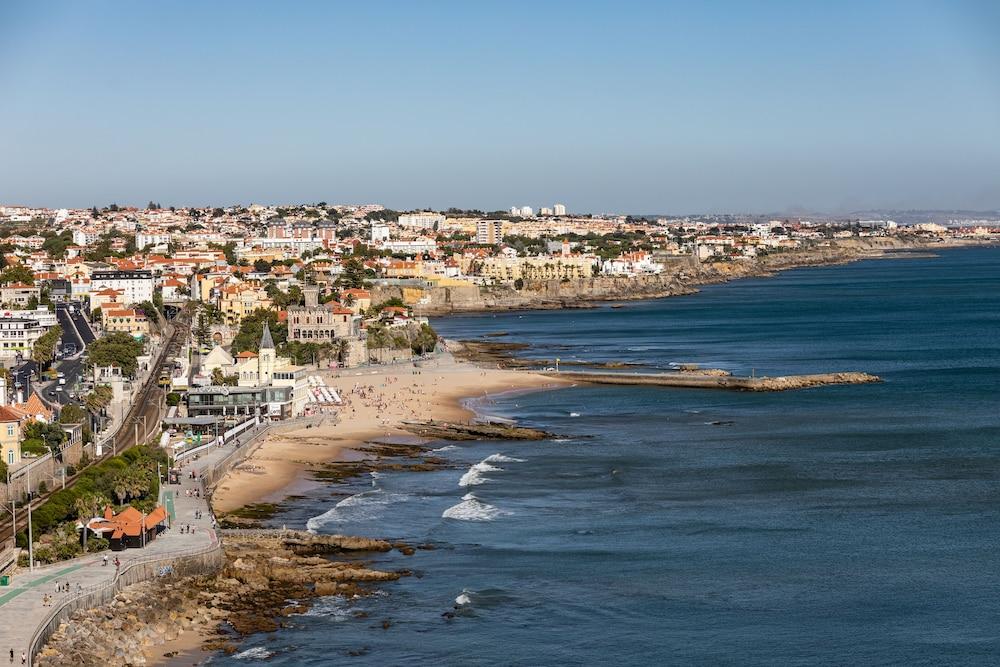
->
[234,646,274,660]
[458,461,501,487]
[306,490,409,532]
[302,595,353,621]
[569,412,581,417]
[484,453,525,464]
[455,589,473,605]
[432,444,458,452]
[442,497,510,521]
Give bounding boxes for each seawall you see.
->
[543,370,881,391]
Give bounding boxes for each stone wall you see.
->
[30,542,225,664]
[367,347,413,365]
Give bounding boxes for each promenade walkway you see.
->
[0,418,272,664]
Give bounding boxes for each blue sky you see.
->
[1,1,998,213]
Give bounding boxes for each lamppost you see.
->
[26,467,33,572]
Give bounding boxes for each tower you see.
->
[303,285,319,309]
[258,322,276,385]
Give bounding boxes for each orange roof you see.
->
[90,505,168,539]
[0,406,22,423]
[236,351,258,359]
[15,392,53,421]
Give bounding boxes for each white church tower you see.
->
[258,322,276,386]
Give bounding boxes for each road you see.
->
[10,302,96,407]
[0,305,193,545]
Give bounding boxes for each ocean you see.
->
[216,246,1000,666]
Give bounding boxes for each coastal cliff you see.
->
[374,237,972,316]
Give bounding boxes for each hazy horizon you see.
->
[2,1,999,213]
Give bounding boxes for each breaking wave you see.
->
[442,495,510,521]
[458,461,502,487]
[306,490,410,532]
[234,646,274,660]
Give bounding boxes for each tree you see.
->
[253,259,271,273]
[193,311,212,347]
[59,404,92,444]
[211,368,238,386]
[339,258,366,289]
[231,309,287,354]
[74,493,111,521]
[334,338,350,365]
[0,264,34,285]
[411,323,439,356]
[32,325,62,372]
[165,392,181,407]
[85,332,144,376]
[84,385,113,413]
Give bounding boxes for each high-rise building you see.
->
[553,203,567,216]
[519,206,534,217]
[476,220,503,245]
[539,207,553,216]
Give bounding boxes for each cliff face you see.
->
[373,238,959,316]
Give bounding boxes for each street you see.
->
[11,302,96,407]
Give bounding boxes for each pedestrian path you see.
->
[0,442,226,663]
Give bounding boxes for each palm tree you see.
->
[334,338,350,365]
[74,493,110,520]
[112,473,129,505]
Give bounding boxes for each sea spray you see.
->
[306,490,410,532]
[442,495,510,521]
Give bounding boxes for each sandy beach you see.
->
[210,352,568,514]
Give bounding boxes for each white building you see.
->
[72,228,102,246]
[397,213,445,229]
[0,318,46,360]
[370,224,391,243]
[91,270,155,306]
[136,232,172,249]
[554,203,567,216]
[539,207,553,216]
[381,238,438,254]
[519,206,534,218]
[0,307,58,328]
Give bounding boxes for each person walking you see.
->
[20,651,25,665]
[10,646,15,663]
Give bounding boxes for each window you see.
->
[7,449,12,464]
[6,425,12,437]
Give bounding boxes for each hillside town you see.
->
[0,203,993,660]
[0,201,994,536]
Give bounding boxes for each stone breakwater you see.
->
[375,238,983,316]
[36,532,415,666]
[542,370,882,392]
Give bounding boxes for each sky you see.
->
[1,0,999,214]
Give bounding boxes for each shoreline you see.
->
[396,238,997,316]
[208,242,997,516]
[209,352,570,516]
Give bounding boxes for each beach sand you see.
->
[210,353,567,514]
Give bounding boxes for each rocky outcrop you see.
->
[400,420,558,441]
[36,531,407,666]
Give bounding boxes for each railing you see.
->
[27,535,224,666]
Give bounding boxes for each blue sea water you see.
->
[218,247,1000,666]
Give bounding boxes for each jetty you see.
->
[540,370,880,392]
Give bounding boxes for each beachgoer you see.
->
[102,555,108,566]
